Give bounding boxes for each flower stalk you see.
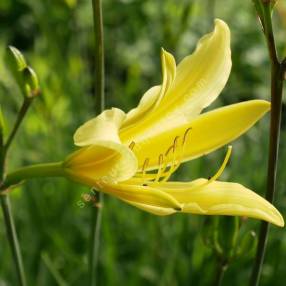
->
[213,260,228,286]
[4,97,32,154]
[0,196,27,286]
[249,2,285,285]
[1,162,64,191]
[90,0,105,285]
[0,46,40,285]
[0,99,31,286]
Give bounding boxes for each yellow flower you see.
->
[63,19,284,227]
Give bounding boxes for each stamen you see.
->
[172,136,180,165]
[183,127,192,145]
[153,139,176,182]
[155,154,164,182]
[142,158,150,177]
[129,141,136,150]
[208,146,232,183]
[161,128,191,182]
[134,127,192,184]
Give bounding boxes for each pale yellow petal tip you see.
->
[214,18,230,34]
[214,18,229,28]
[272,211,284,227]
[160,48,176,65]
[253,99,271,111]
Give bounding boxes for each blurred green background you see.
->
[0,0,285,285]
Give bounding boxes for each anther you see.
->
[183,127,192,145]
[129,141,136,150]
[142,158,150,175]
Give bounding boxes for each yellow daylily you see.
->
[63,19,284,227]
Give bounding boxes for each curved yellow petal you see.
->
[124,100,270,170]
[64,108,138,183]
[154,179,284,227]
[121,199,177,215]
[122,49,176,128]
[64,143,137,183]
[120,19,231,144]
[74,107,126,146]
[161,19,231,114]
[96,181,182,210]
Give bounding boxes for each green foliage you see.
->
[0,0,285,285]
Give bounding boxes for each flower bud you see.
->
[5,46,40,99]
[6,46,27,72]
[22,67,40,98]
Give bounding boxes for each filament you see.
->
[155,154,164,182]
[208,146,232,183]
[134,127,192,186]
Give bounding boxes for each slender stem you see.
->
[4,98,32,153]
[0,162,63,284]
[90,0,105,285]
[0,97,34,285]
[1,162,64,191]
[0,196,27,286]
[213,260,227,286]
[249,3,285,286]
[0,194,25,286]
[89,194,103,285]
[92,0,105,114]
[207,0,216,28]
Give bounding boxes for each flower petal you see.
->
[153,179,284,227]
[74,107,126,147]
[120,19,231,145]
[65,108,138,183]
[121,200,177,215]
[96,181,182,211]
[122,100,270,170]
[122,49,176,128]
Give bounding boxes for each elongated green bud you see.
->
[6,46,27,72]
[5,46,40,98]
[23,67,40,98]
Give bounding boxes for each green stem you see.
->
[0,195,27,286]
[89,196,103,285]
[1,162,64,190]
[4,98,32,153]
[0,162,64,285]
[207,0,216,28]
[90,0,105,285]
[249,3,285,286]
[92,0,105,115]
[213,260,228,286]
[0,97,34,285]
